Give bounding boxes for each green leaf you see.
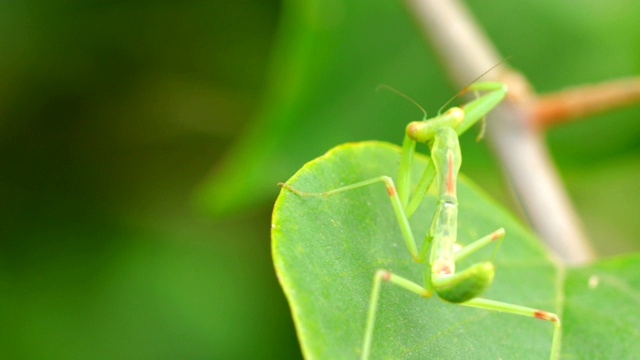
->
[272,141,558,359]
[272,141,640,358]
[562,254,640,359]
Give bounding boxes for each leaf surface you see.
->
[272,141,640,359]
[273,141,559,359]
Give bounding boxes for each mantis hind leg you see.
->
[461,298,561,360]
[360,268,560,360]
[430,227,560,359]
[361,270,433,360]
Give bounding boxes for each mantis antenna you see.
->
[376,84,428,120]
[437,56,512,115]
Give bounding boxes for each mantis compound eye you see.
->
[444,107,465,124]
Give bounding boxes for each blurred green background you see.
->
[1,0,638,359]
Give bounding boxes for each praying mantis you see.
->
[278,80,562,359]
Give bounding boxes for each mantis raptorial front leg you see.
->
[280,81,561,359]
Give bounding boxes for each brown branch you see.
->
[403,0,596,265]
[532,77,640,128]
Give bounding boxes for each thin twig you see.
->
[403,0,595,265]
[533,77,640,128]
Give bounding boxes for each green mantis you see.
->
[279,81,561,359]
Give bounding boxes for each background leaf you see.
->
[0,1,299,358]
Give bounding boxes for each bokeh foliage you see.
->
[202,0,640,255]
[1,0,638,358]
[1,1,298,358]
